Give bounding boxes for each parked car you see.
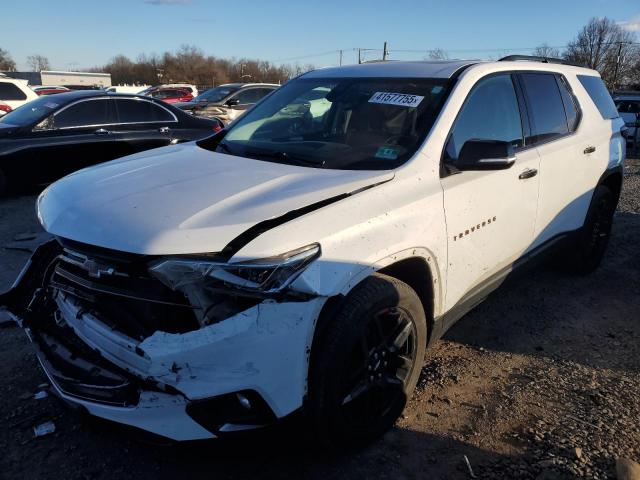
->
[176,83,279,125]
[613,94,640,146]
[0,101,11,117]
[0,90,222,194]
[1,59,625,448]
[146,87,194,104]
[139,83,198,98]
[0,77,39,111]
[33,86,71,96]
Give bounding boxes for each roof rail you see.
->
[498,55,581,67]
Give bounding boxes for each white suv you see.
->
[1,58,625,447]
[0,77,38,111]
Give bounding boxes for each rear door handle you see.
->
[583,146,596,154]
[158,126,170,133]
[518,168,538,180]
[94,128,110,135]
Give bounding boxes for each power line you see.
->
[271,41,640,65]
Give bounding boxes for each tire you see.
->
[569,185,616,275]
[308,273,427,449]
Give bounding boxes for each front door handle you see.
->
[158,126,170,133]
[518,168,538,180]
[583,146,596,154]
[94,128,110,135]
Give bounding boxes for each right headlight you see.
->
[149,243,320,294]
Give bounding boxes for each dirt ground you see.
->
[0,161,638,480]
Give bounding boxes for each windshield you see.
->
[194,86,239,103]
[616,100,640,114]
[0,95,61,126]
[217,77,451,170]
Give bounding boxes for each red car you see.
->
[0,100,11,116]
[147,87,194,104]
[33,86,71,96]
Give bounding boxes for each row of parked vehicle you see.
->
[0,75,282,194]
[0,75,279,124]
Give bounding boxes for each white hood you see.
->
[37,143,393,255]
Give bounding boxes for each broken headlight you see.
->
[149,244,320,294]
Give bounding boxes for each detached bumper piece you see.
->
[28,313,141,407]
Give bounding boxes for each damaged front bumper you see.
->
[1,240,326,441]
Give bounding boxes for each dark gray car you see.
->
[176,83,279,125]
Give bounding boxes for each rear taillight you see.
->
[0,104,11,113]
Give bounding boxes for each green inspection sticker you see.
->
[375,146,399,160]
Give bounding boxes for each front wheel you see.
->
[308,273,427,449]
[569,185,616,274]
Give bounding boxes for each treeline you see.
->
[90,45,314,87]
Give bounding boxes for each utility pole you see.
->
[612,42,624,91]
[383,41,388,61]
[358,48,362,64]
[339,50,343,66]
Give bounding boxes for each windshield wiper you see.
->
[216,142,235,155]
[244,149,325,167]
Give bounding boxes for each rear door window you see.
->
[54,99,114,129]
[114,98,175,123]
[519,73,569,144]
[445,74,523,162]
[577,75,618,120]
[616,100,640,114]
[0,82,27,101]
[233,89,262,105]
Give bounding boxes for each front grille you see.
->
[49,238,200,340]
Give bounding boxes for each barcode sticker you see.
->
[368,92,424,108]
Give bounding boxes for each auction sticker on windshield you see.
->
[369,92,424,108]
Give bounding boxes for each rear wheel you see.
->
[569,185,615,274]
[308,273,427,449]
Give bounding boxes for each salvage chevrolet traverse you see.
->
[1,58,625,447]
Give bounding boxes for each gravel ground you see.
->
[0,160,638,479]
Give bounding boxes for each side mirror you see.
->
[225,98,240,107]
[456,139,516,170]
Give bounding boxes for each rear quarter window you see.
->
[0,82,27,101]
[577,75,618,120]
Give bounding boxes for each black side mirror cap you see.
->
[225,98,240,107]
[455,139,517,170]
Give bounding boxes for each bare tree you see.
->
[99,46,307,87]
[426,48,449,60]
[533,43,561,59]
[564,17,638,88]
[0,48,16,71]
[27,54,51,72]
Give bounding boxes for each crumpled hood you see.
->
[38,142,393,255]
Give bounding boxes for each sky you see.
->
[2,0,639,71]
